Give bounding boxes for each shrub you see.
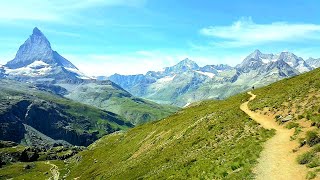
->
[231,162,241,171]
[312,144,320,153]
[307,157,320,168]
[285,122,299,129]
[306,131,320,147]
[297,152,314,164]
[306,171,317,180]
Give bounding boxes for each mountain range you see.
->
[109,49,320,106]
[1,27,320,179]
[64,57,320,180]
[0,28,178,125]
[0,28,178,149]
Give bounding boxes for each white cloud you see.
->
[63,50,246,76]
[0,0,147,22]
[64,51,180,76]
[200,17,320,47]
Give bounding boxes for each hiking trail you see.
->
[240,92,307,180]
[46,161,60,180]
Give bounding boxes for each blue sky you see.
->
[0,0,319,76]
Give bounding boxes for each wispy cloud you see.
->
[64,51,180,76]
[200,17,320,47]
[0,0,147,22]
[64,50,246,76]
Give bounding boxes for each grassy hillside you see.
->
[67,93,274,179]
[0,79,133,147]
[248,68,320,178]
[59,82,179,125]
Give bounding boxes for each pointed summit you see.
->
[5,28,77,70]
[247,49,262,59]
[164,58,199,73]
[32,27,44,36]
[253,49,261,54]
[177,58,198,67]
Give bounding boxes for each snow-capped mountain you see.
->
[306,58,320,68]
[1,27,177,125]
[0,64,5,78]
[164,58,199,73]
[109,50,319,106]
[278,52,313,73]
[4,27,91,82]
[199,64,233,73]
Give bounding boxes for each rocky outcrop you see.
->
[0,141,85,167]
[0,99,97,147]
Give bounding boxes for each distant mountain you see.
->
[199,64,233,73]
[5,27,89,83]
[109,50,320,106]
[1,28,178,125]
[64,59,320,180]
[278,52,312,73]
[6,28,77,69]
[0,64,4,78]
[306,57,320,68]
[164,58,199,73]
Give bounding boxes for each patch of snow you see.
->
[5,60,52,77]
[286,61,294,67]
[195,71,215,78]
[157,75,176,83]
[261,58,270,64]
[28,60,49,67]
[261,58,278,64]
[295,64,310,73]
[183,102,191,108]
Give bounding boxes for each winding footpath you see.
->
[46,161,60,180]
[240,92,307,180]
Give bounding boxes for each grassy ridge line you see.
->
[0,79,132,137]
[60,83,180,125]
[248,68,320,178]
[68,93,274,179]
[249,68,320,111]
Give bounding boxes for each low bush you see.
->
[285,122,299,129]
[306,131,320,147]
[297,152,314,164]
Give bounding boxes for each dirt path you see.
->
[46,161,60,180]
[240,92,307,180]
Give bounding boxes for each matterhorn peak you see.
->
[5,27,77,70]
[32,27,44,36]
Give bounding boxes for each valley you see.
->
[0,5,320,178]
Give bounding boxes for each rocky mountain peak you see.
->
[32,27,44,36]
[251,49,262,57]
[5,27,77,70]
[237,50,265,71]
[178,58,198,67]
[164,58,199,73]
[279,51,297,59]
[277,51,312,73]
[306,57,320,68]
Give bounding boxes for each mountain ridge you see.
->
[1,27,179,125]
[108,50,320,106]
